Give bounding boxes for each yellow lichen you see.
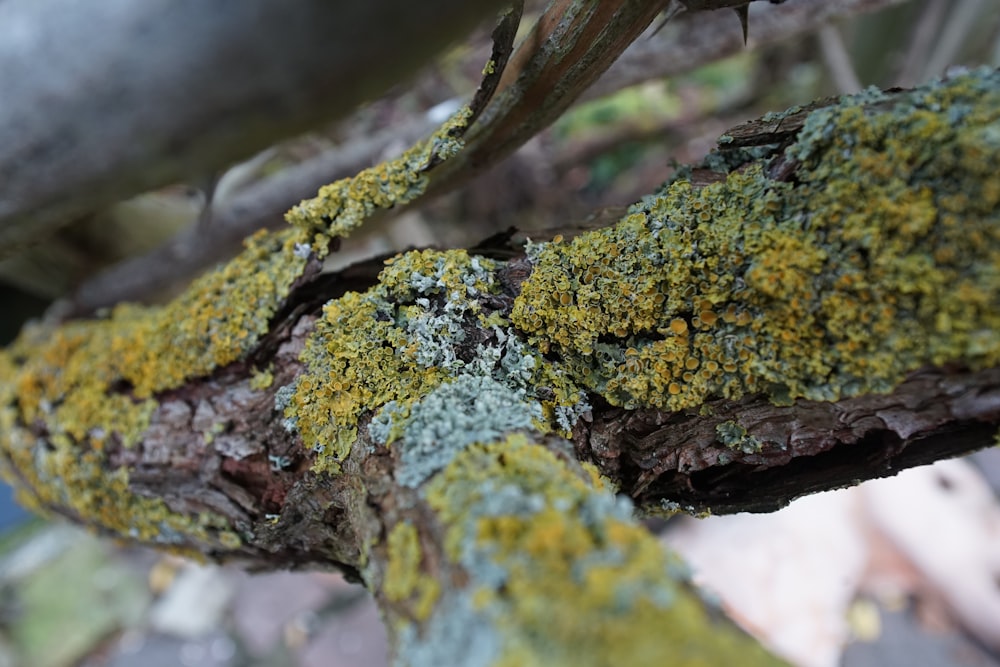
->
[284,248,586,474]
[384,521,441,621]
[421,435,782,666]
[0,103,482,544]
[512,68,1000,411]
[0,228,311,545]
[249,365,274,390]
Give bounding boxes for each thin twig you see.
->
[922,0,987,79]
[584,0,907,102]
[895,0,947,87]
[818,24,863,93]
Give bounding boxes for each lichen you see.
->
[249,365,274,390]
[407,434,781,667]
[0,228,315,545]
[285,107,473,239]
[395,592,502,667]
[285,249,587,475]
[0,95,553,547]
[716,420,762,454]
[512,67,1000,412]
[384,521,441,621]
[392,376,543,488]
[0,101,486,544]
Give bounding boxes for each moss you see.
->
[417,435,781,667]
[512,68,1000,412]
[384,521,441,621]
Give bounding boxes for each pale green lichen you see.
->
[716,420,762,454]
[512,68,1000,412]
[405,434,781,667]
[395,592,502,667]
[391,376,543,488]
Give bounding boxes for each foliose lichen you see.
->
[391,376,543,489]
[284,249,588,475]
[0,228,314,545]
[715,420,763,454]
[398,434,780,667]
[285,107,473,239]
[512,67,1000,412]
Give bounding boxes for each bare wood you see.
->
[585,366,1000,515]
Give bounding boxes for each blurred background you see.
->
[1,0,1000,665]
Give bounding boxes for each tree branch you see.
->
[585,0,908,102]
[60,115,442,317]
[0,0,507,254]
[2,68,999,663]
[53,0,901,315]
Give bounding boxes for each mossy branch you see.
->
[2,69,1000,663]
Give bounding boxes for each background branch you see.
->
[53,0,909,316]
[0,0,507,255]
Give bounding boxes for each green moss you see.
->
[384,521,441,621]
[512,68,1000,412]
[418,435,782,667]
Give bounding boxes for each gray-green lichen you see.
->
[283,249,588,475]
[382,376,543,488]
[388,434,783,667]
[716,420,763,454]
